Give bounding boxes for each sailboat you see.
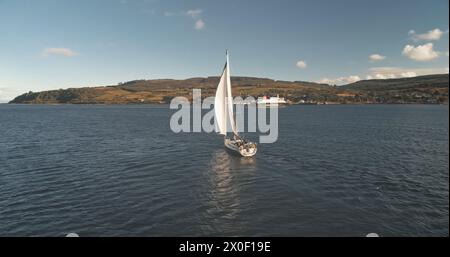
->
[214,51,257,157]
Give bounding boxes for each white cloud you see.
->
[402,43,439,61]
[164,11,175,17]
[408,30,415,35]
[366,67,448,80]
[412,28,444,41]
[317,78,333,84]
[400,71,417,78]
[346,76,361,83]
[318,75,361,85]
[42,48,78,57]
[446,51,449,57]
[195,19,205,30]
[370,73,396,79]
[186,9,203,18]
[296,60,307,69]
[181,9,205,30]
[369,54,386,62]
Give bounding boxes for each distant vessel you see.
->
[214,51,257,157]
[257,95,287,105]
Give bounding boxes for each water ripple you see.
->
[0,104,448,236]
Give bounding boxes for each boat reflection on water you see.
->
[202,150,257,235]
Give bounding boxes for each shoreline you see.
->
[2,102,449,106]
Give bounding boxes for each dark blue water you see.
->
[0,104,448,236]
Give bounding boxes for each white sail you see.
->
[215,51,237,136]
[215,65,227,135]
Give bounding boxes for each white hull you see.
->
[224,138,257,157]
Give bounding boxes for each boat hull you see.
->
[224,138,257,157]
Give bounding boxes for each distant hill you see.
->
[9,74,449,104]
[342,74,449,91]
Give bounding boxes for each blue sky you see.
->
[0,0,448,102]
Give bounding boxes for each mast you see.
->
[225,50,238,136]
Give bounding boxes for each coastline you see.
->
[3,102,449,106]
[7,74,448,105]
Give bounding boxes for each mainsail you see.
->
[215,51,237,136]
[214,65,227,135]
